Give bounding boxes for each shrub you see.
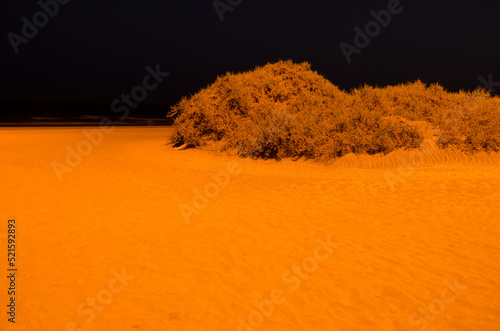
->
[168,60,500,160]
[438,91,500,152]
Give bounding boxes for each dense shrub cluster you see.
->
[350,81,500,152]
[168,60,500,160]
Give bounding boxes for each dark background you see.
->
[1,0,499,124]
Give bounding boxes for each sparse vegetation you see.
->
[168,60,500,160]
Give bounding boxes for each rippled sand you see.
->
[1,126,499,330]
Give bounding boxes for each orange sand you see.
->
[1,126,499,330]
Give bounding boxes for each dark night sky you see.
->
[1,0,499,119]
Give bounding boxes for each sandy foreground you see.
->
[0,126,499,331]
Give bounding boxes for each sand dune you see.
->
[1,126,499,330]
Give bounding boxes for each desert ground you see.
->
[0,126,499,330]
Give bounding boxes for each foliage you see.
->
[168,60,500,159]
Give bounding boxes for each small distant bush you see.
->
[168,60,500,160]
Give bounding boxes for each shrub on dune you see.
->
[168,60,423,160]
[168,60,500,160]
[354,81,500,151]
[438,93,500,152]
